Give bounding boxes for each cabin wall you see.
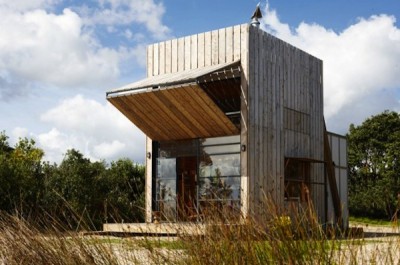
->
[327,132,348,227]
[145,25,250,222]
[145,137,152,222]
[247,26,324,218]
[144,24,325,222]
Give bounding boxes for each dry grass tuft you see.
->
[0,197,399,264]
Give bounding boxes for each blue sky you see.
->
[0,0,399,163]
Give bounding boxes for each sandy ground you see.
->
[97,224,400,265]
[334,223,400,264]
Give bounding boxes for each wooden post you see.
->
[323,120,342,225]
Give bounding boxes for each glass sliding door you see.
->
[155,139,197,222]
[198,135,241,218]
[154,135,241,222]
[156,157,177,221]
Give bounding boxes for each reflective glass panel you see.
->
[199,154,240,178]
[157,158,176,179]
[202,135,240,146]
[201,144,240,155]
[156,179,176,201]
[198,176,241,201]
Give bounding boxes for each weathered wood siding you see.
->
[144,24,325,222]
[247,26,324,218]
[327,132,348,227]
[145,136,152,222]
[145,25,250,221]
[147,25,248,75]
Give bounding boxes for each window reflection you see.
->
[157,158,176,179]
[155,135,241,222]
[199,154,240,177]
[199,152,241,208]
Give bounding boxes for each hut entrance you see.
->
[154,135,241,222]
[177,156,197,221]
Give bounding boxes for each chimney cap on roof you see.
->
[250,3,262,28]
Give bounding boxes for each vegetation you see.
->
[0,200,398,264]
[1,110,400,263]
[349,216,394,226]
[0,131,145,230]
[347,110,400,220]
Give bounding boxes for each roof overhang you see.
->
[107,61,241,141]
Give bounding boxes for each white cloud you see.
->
[0,0,58,12]
[11,127,29,140]
[93,140,126,158]
[0,8,122,90]
[88,0,171,40]
[37,128,74,162]
[261,3,400,132]
[38,95,145,163]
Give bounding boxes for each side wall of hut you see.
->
[247,26,325,220]
[143,24,325,223]
[327,132,348,227]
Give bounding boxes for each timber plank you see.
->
[191,34,198,69]
[145,136,152,223]
[131,92,183,140]
[204,31,212,66]
[109,97,158,139]
[225,26,233,63]
[147,45,153,77]
[218,28,226,64]
[171,39,178,73]
[147,91,197,138]
[165,40,172,74]
[239,23,249,218]
[189,84,239,135]
[173,88,221,136]
[198,33,205,68]
[161,88,210,137]
[184,36,191,70]
[127,93,183,140]
[211,30,219,65]
[178,37,185,72]
[153,43,159,76]
[159,41,165,75]
[248,26,256,211]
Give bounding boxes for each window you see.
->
[284,158,311,203]
[154,135,241,221]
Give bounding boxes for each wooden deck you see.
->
[102,223,206,236]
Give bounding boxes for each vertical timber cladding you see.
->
[247,26,324,217]
[144,24,250,220]
[327,132,348,227]
[248,26,284,214]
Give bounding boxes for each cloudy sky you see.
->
[0,0,399,164]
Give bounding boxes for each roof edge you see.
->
[106,60,241,98]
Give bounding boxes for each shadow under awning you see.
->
[106,61,241,141]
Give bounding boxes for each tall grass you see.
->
[166,198,338,264]
[145,197,400,264]
[0,197,398,264]
[0,213,120,264]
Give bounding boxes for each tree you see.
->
[0,133,45,217]
[348,110,400,219]
[46,149,107,229]
[103,159,145,223]
[0,131,146,230]
[45,150,145,229]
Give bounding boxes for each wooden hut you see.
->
[106,19,348,228]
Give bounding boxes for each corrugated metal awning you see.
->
[106,60,240,97]
[106,61,241,141]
